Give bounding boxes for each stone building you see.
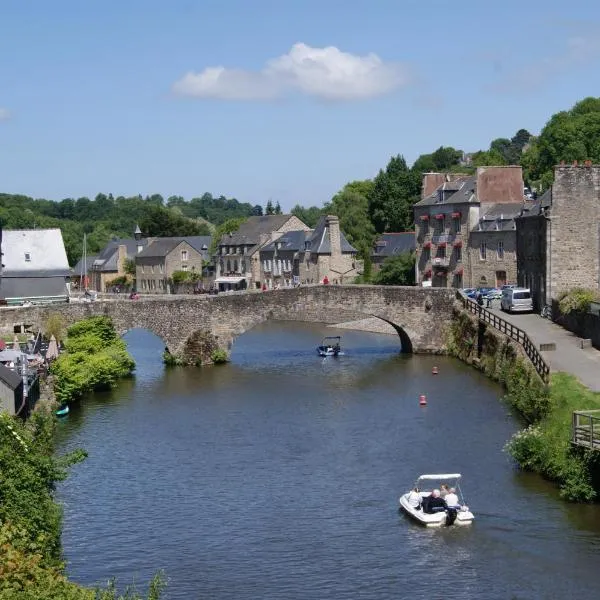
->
[259,230,307,288]
[371,232,416,274]
[215,214,310,291]
[516,163,600,310]
[414,166,525,289]
[91,237,149,292]
[135,236,211,294]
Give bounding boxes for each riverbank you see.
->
[447,304,600,501]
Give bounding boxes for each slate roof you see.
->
[137,239,183,258]
[73,255,98,276]
[0,363,23,390]
[470,203,521,233]
[372,233,416,258]
[261,230,310,252]
[414,176,476,207]
[2,229,70,276]
[92,238,149,272]
[305,216,357,254]
[219,215,294,246]
[0,276,69,300]
[518,189,552,218]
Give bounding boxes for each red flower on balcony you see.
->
[419,215,430,221]
[451,212,461,218]
[437,241,447,248]
[423,241,432,249]
[453,240,463,248]
[424,269,432,276]
[454,267,464,275]
[434,213,445,220]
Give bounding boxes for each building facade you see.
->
[414,166,525,289]
[516,164,600,310]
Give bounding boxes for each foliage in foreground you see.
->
[210,349,229,364]
[505,373,600,502]
[557,287,600,315]
[50,316,135,404]
[373,252,416,286]
[0,411,165,599]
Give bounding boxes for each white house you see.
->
[0,228,71,304]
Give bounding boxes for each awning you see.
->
[451,212,461,218]
[419,215,430,221]
[214,277,246,284]
[434,213,445,220]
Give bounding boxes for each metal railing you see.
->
[572,410,600,450]
[457,292,550,383]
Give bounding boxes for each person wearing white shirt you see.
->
[445,488,460,507]
[407,487,422,509]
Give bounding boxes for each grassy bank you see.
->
[49,316,135,405]
[447,307,600,501]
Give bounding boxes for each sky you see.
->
[1,0,600,211]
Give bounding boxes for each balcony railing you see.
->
[431,257,450,268]
[431,233,461,245]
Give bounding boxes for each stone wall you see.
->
[467,230,517,288]
[550,166,600,297]
[516,213,548,310]
[0,286,456,364]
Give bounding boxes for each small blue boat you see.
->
[55,404,70,417]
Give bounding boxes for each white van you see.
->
[501,287,533,313]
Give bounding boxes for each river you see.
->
[56,322,600,600]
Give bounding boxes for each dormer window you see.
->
[24,252,31,262]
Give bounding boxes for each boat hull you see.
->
[317,347,343,357]
[399,493,474,527]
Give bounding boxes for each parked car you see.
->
[501,284,517,290]
[501,287,533,313]
[462,288,476,298]
[484,288,502,300]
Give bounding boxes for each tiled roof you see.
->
[73,255,98,275]
[261,230,310,252]
[414,176,477,207]
[137,239,182,258]
[372,232,416,257]
[219,215,295,246]
[92,238,149,272]
[518,189,552,218]
[0,363,22,390]
[2,229,70,275]
[305,216,356,254]
[470,203,521,233]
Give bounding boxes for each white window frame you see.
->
[497,240,504,259]
[181,249,188,261]
[480,241,487,261]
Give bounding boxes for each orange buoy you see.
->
[432,366,439,375]
[419,394,427,406]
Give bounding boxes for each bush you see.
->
[210,349,229,364]
[44,313,65,344]
[558,287,600,315]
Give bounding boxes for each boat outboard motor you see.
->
[445,507,458,526]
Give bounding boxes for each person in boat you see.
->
[440,484,450,498]
[423,489,447,514]
[333,342,341,354]
[444,487,460,508]
[407,487,422,510]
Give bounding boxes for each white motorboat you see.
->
[317,336,344,357]
[399,473,474,527]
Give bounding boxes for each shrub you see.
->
[558,287,600,315]
[44,313,65,344]
[171,270,190,284]
[210,349,229,364]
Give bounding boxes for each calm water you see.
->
[56,322,600,600]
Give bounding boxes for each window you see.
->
[24,252,31,262]
[151,265,154,273]
[497,241,504,259]
[159,264,164,273]
[422,220,429,235]
[453,217,460,234]
[434,216,444,234]
[455,246,462,262]
[423,247,431,261]
[436,246,446,259]
[181,249,188,261]
[480,241,487,260]
[141,265,145,274]
[182,264,188,271]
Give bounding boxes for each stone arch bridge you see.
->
[0,286,456,365]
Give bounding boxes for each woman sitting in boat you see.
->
[407,487,422,510]
[444,487,460,508]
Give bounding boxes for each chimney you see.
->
[326,215,342,258]
[118,244,128,274]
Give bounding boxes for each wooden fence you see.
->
[572,410,600,450]
[456,293,550,383]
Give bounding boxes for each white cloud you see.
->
[0,107,10,121]
[173,43,409,101]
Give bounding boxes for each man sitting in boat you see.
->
[444,487,460,508]
[422,489,447,514]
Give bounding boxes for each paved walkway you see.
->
[486,299,600,392]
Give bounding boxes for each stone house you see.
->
[414,166,525,289]
[91,237,149,292]
[215,215,310,291]
[371,232,416,273]
[135,237,211,294]
[258,215,360,287]
[0,228,71,304]
[516,163,600,310]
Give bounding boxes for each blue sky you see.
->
[1,0,599,210]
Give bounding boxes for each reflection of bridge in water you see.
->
[0,285,456,365]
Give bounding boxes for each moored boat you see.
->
[55,404,70,417]
[399,473,474,527]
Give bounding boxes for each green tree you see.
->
[265,199,274,215]
[368,155,420,233]
[291,204,324,227]
[373,251,416,285]
[274,201,282,215]
[209,217,247,254]
[470,149,507,167]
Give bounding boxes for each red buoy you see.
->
[419,394,427,406]
[432,366,439,375]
